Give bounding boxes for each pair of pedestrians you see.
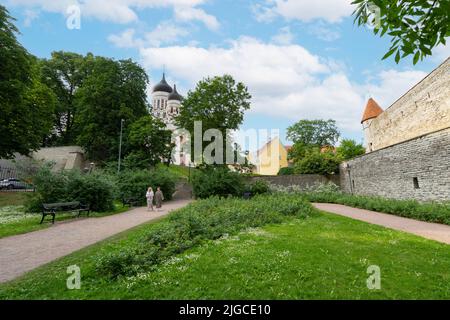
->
[146,187,164,211]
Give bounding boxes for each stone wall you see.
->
[247,174,340,189]
[367,58,449,151]
[340,127,450,202]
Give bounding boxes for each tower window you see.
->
[413,177,420,189]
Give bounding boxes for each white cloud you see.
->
[23,9,40,27]
[108,22,189,48]
[139,36,425,133]
[271,26,294,45]
[431,44,450,63]
[255,0,353,23]
[6,0,219,28]
[364,69,428,109]
[145,22,190,46]
[308,22,341,41]
[174,6,219,30]
[108,29,144,48]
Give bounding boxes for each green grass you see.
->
[1,210,448,299]
[161,164,197,180]
[0,192,29,207]
[0,202,130,239]
[303,191,450,225]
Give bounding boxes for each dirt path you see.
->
[313,203,450,245]
[0,199,192,283]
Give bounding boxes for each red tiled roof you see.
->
[361,98,383,123]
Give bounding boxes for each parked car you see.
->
[0,178,32,190]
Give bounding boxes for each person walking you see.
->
[146,187,154,211]
[155,187,164,211]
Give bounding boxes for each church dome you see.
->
[168,84,183,101]
[153,73,173,93]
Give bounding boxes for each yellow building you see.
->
[248,137,291,175]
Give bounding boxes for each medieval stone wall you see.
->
[367,58,449,151]
[340,127,450,202]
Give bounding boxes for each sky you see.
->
[2,0,449,150]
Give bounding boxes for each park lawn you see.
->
[1,211,449,299]
[0,202,131,239]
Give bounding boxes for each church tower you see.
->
[152,73,187,165]
[361,98,383,153]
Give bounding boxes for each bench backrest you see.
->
[43,202,80,210]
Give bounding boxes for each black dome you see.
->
[168,84,183,101]
[153,73,173,93]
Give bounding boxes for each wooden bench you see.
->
[121,197,141,207]
[41,201,90,224]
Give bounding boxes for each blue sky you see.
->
[2,0,449,149]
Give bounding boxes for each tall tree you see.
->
[124,115,174,169]
[0,5,55,158]
[40,51,91,146]
[75,57,149,162]
[352,0,450,64]
[287,119,340,162]
[336,139,365,160]
[175,75,251,164]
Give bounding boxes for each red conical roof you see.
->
[361,98,383,123]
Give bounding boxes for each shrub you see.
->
[246,179,270,195]
[66,171,116,212]
[278,167,295,175]
[25,166,116,212]
[294,150,341,175]
[117,168,178,205]
[95,193,317,278]
[191,166,245,199]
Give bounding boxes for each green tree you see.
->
[175,75,251,164]
[40,51,90,146]
[0,5,55,158]
[352,0,450,64]
[336,139,366,160]
[75,57,149,163]
[287,119,340,161]
[124,115,175,169]
[294,149,341,175]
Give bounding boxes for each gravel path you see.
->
[0,199,192,283]
[313,203,450,245]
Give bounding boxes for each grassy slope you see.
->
[0,192,29,207]
[1,211,448,300]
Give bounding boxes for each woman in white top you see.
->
[146,187,154,211]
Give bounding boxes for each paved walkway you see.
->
[0,199,191,283]
[313,203,450,245]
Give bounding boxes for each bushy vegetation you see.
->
[294,149,341,175]
[117,168,178,205]
[25,166,116,212]
[245,179,270,195]
[95,194,317,279]
[191,166,245,199]
[278,167,295,175]
[271,183,450,225]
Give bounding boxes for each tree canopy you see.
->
[352,0,450,64]
[0,5,55,158]
[336,139,366,160]
[75,57,149,163]
[124,115,174,169]
[175,75,251,164]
